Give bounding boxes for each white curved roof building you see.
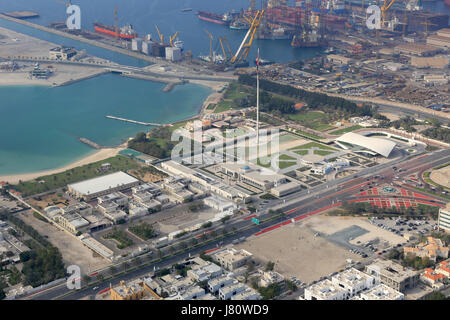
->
[335,132,396,158]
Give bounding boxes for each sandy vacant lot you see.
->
[16,210,111,274]
[235,222,361,283]
[307,215,406,247]
[430,166,450,188]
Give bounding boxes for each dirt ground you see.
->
[307,215,406,247]
[16,210,111,274]
[430,166,450,188]
[235,222,361,283]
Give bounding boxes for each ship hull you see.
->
[197,12,229,25]
[93,24,136,39]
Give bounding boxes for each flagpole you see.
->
[256,48,260,149]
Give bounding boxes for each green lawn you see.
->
[292,149,308,156]
[214,100,233,113]
[279,154,296,161]
[314,150,334,156]
[13,155,140,197]
[329,125,363,135]
[294,142,337,151]
[278,161,296,169]
[288,111,325,122]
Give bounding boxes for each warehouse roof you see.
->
[336,132,396,158]
[68,171,138,196]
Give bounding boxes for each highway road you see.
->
[27,148,450,300]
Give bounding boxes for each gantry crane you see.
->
[230,10,264,64]
[155,25,164,45]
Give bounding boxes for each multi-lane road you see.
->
[27,147,450,300]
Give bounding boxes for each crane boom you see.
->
[169,32,179,46]
[231,10,264,64]
[155,25,164,44]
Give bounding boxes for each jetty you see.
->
[79,137,102,149]
[106,115,162,126]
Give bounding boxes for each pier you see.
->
[106,115,162,126]
[79,137,102,149]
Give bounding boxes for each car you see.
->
[93,286,99,290]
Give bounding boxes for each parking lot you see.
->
[368,216,438,239]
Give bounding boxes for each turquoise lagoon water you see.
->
[0,73,211,175]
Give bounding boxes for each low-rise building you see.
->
[331,268,377,298]
[259,271,285,287]
[213,248,253,271]
[403,237,449,262]
[110,280,146,300]
[421,268,446,288]
[219,281,246,300]
[54,212,89,234]
[365,259,419,293]
[208,275,234,294]
[204,196,237,213]
[49,46,77,60]
[304,279,347,300]
[436,260,450,278]
[187,262,223,282]
[358,284,404,300]
[231,288,262,300]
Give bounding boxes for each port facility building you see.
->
[68,171,139,201]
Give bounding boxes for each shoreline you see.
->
[0,146,125,185]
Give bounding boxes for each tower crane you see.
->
[230,10,264,64]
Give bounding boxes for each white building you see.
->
[335,132,396,158]
[219,281,246,300]
[68,172,139,201]
[330,268,377,298]
[165,47,182,62]
[359,284,404,300]
[304,279,347,300]
[438,203,450,233]
[208,276,234,294]
[204,196,237,213]
[131,38,143,51]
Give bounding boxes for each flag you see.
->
[257,48,259,71]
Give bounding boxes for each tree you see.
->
[265,261,275,272]
[83,275,91,284]
[96,274,104,282]
[109,265,117,275]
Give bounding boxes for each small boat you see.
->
[181,8,193,12]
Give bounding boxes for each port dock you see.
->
[79,137,103,149]
[106,115,162,126]
[3,11,39,19]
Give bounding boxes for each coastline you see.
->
[0,146,125,185]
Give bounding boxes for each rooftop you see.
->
[68,171,138,196]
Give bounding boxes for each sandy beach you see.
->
[0,147,125,184]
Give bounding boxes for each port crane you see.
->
[114,7,119,40]
[169,32,179,47]
[230,10,264,64]
[204,29,214,64]
[214,36,233,61]
[155,25,164,45]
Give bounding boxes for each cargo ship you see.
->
[197,11,231,25]
[446,0,450,6]
[291,32,328,48]
[93,23,137,40]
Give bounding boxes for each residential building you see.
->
[187,262,223,282]
[436,260,450,278]
[259,271,285,287]
[304,279,347,300]
[208,275,234,294]
[213,248,253,271]
[54,212,89,234]
[331,268,377,298]
[358,284,404,300]
[421,268,446,288]
[365,259,419,293]
[231,288,262,300]
[110,280,146,300]
[219,281,246,300]
[403,237,449,262]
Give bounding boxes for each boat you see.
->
[174,39,184,51]
[181,8,193,12]
[93,23,137,40]
[197,11,230,25]
[230,20,250,30]
[446,0,450,6]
